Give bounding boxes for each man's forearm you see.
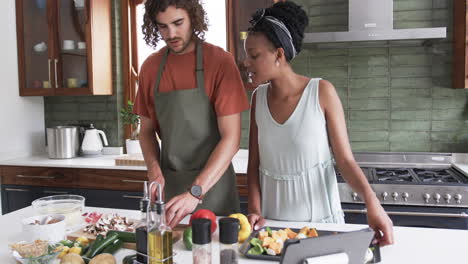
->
[192,136,239,195]
[139,129,163,181]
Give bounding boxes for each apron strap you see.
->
[154,47,170,95]
[195,41,205,96]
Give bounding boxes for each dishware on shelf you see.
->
[43,81,50,88]
[32,80,42,88]
[67,78,78,88]
[31,195,85,228]
[33,42,47,53]
[63,40,75,50]
[77,41,86,50]
[21,214,66,243]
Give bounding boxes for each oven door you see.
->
[342,203,468,230]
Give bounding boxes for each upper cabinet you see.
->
[453,0,468,89]
[16,0,112,96]
[227,0,275,89]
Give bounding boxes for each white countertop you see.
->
[1,206,467,264]
[0,149,249,174]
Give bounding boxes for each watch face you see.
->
[191,185,202,197]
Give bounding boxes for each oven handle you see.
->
[343,209,468,218]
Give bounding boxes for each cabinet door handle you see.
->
[122,195,143,199]
[5,188,30,192]
[121,180,146,184]
[54,59,58,88]
[43,190,69,194]
[48,59,51,86]
[16,174,58,179]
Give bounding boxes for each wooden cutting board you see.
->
[67,224,187,250]
[115,154,146,166]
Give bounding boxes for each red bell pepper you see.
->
[189,209,217,233]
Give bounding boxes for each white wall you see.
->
[0,0,45,160]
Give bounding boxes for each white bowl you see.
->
[21,214,66,243]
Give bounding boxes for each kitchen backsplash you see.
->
[44,0,467,152]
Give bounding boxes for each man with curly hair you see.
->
[133,0,249,227]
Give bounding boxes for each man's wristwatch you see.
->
[188,185,204,204]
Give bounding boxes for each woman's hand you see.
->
[367,202,394,246]
[247,213,266,231]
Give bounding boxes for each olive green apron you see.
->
[153,41,240,215]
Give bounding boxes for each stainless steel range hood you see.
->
[304,0,446,43]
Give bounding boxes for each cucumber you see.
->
[102,238,124,254]
[88,232,119,258]
[106,230,136,243]
[84,234,104,258]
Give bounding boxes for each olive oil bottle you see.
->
[148,182,173,264]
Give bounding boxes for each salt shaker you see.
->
[219,217,240,264]
[192,218,212,264]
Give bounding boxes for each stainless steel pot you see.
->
[46,126,80,159]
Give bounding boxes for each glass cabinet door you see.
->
[19,0,54,90]
[56,0,89,89]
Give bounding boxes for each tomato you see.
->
[189,209,217,233]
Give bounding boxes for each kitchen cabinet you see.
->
[0,165,248,214]
[16,0,112,96]
[453,0,468,88]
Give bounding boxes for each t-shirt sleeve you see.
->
[133,70,150,118]
[212,53,250,116]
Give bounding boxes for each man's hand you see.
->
[247,213,265,231]
[148,166,164,201]
[165,192,199,228]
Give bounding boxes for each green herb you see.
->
[120,100,140,140]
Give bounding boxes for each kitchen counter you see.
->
[1,206,467,264]
[0,149,249,174]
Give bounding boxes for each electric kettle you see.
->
[81,124,108,156]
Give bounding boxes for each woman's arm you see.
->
[319,80,394,246]
[246,92,266,230]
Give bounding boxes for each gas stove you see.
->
[336,152,468,207]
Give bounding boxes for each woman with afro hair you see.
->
[244,1,394,246]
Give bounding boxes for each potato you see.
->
[89,253,116,264]
[60,253,85,264]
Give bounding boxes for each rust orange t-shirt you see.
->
[133,42,250,136]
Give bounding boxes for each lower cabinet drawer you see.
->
[78,189,143,211]
[2,167,75,187]
[76,169,147,192]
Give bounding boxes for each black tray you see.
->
[242,226,380,263]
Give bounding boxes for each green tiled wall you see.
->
[44,1,124,146]
[239,0,468,152]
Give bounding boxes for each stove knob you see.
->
[381,192,388,201]
[423,193,430,203]
[391,192,398,201]
[454,194,462,204]
[433,193,441,204]
[402,192,409,202]
[352,192,358,201]
[443,194,452,203]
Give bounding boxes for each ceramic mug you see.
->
[67,78,78,88]
[43,81,51,88]
[33,42,47,53]
[63,40,75,50]
[32,80,42,88]
[77,42,86,50]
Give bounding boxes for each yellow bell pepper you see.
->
[229,213,251,243]
[57,246,70,258]
[75,236,89,246]
[68,246,82,255]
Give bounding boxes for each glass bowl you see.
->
[10,241,62,264]
[31,195,85,228]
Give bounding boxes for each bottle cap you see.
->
[192,218,212,245]
[219,217,239,244]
